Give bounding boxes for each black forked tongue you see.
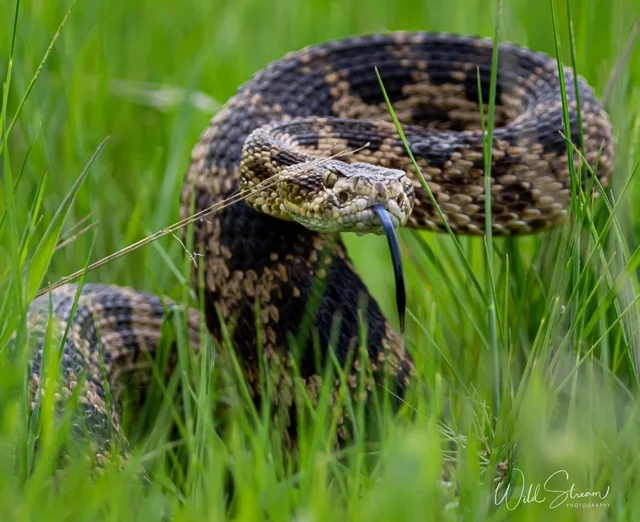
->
[372,204,406,335]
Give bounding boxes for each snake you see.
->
[26,32,614,468]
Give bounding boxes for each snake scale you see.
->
[26,32,614,468]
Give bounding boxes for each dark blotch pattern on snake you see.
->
[25,32,614,466]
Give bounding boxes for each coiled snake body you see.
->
[27,32,613,465]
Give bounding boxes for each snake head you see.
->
[279,160,414,234]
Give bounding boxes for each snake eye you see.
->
[323,171,338,189]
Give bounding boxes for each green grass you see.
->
[2,0,640,520]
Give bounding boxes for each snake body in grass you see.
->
[27,32,614,465]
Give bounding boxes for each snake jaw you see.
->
[279,160,415,234]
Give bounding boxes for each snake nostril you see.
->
[397,194,405,206]
[338,192,349,205]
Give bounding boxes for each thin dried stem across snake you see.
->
[36,146,366,298]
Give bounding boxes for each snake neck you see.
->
[197,197,413,389]
[238,127,307,223]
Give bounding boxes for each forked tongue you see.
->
[372,204,406,335]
